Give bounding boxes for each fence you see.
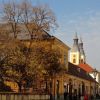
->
[0,93,50,100]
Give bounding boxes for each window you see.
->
[73,55,76,58]
[73,59,76,63]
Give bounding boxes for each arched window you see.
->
[73,59,76,63]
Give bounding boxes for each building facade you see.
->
[3,31,97,100]
[69,33,100,98]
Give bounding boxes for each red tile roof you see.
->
[79,63,94,73]
[68,62,95,82]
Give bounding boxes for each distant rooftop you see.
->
[68,62,95,82]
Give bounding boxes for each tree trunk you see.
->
[17,82,22,92]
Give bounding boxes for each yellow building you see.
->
[36,32,95,100]
[49,63,95,100]
[3,31,96,100]
[28,33,96,100]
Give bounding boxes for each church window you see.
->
[73,55,76,58]
[73,59,76,63]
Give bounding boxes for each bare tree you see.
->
[2,2,22,39]
[2,0,58,62]
[20,1,57,39]
[16,1,58,75]
[0,1,60,93]
[2,0,57,39]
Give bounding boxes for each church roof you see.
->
[79,63,94,73]
[79,37,83,44]
[73,32,78,40]
[79,45,85,55]
[71,33,79,52]
[78,37,85,55]
[71,45,79,52]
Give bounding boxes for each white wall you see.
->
[90,72,99,83]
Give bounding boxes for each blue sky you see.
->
[0,0,100,70]
[33,0,100,70]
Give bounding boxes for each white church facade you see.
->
[70,33,86,65]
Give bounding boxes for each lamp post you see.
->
[92,68,98,100]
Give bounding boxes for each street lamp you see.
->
[92,68,98,100]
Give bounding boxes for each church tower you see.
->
[70,33,80,65]
[79,37,86,64]
[70,33,86,65]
